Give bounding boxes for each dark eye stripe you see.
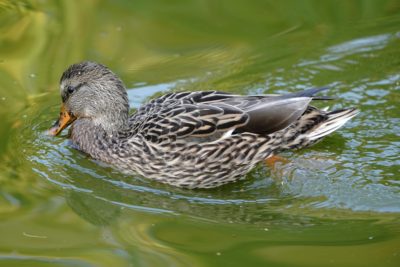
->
[68,82,87,94]
[61,82,86,102]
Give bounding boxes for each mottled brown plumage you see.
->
[49,61,358,188]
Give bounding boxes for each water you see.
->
[0,0,399,266]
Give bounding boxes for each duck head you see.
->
[49,61,129,136]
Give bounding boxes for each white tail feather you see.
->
[307,108,359,141]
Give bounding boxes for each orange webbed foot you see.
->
[265,155,289,168]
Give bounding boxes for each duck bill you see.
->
[48,104,76,136]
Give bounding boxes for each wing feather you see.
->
[128,89,329,143]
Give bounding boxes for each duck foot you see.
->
[265,155,288,167]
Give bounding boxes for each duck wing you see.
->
[130,89,327,142]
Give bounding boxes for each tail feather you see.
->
[277,107,359,151]
[307,108,359,141]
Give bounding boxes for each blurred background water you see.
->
[0,0,399,266]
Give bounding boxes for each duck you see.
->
[49,61,358,189]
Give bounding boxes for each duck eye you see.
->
[67,86,75,94]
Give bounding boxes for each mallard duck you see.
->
[49,61,358,189]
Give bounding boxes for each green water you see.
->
[1,0,400,266]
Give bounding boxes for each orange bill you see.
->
[48,104,76,136]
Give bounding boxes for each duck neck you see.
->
[92,112,129,134]
[70,118,123,159]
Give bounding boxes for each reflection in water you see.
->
[26,70,400,223]
[20,23,399,223]
[66,191,121,226]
